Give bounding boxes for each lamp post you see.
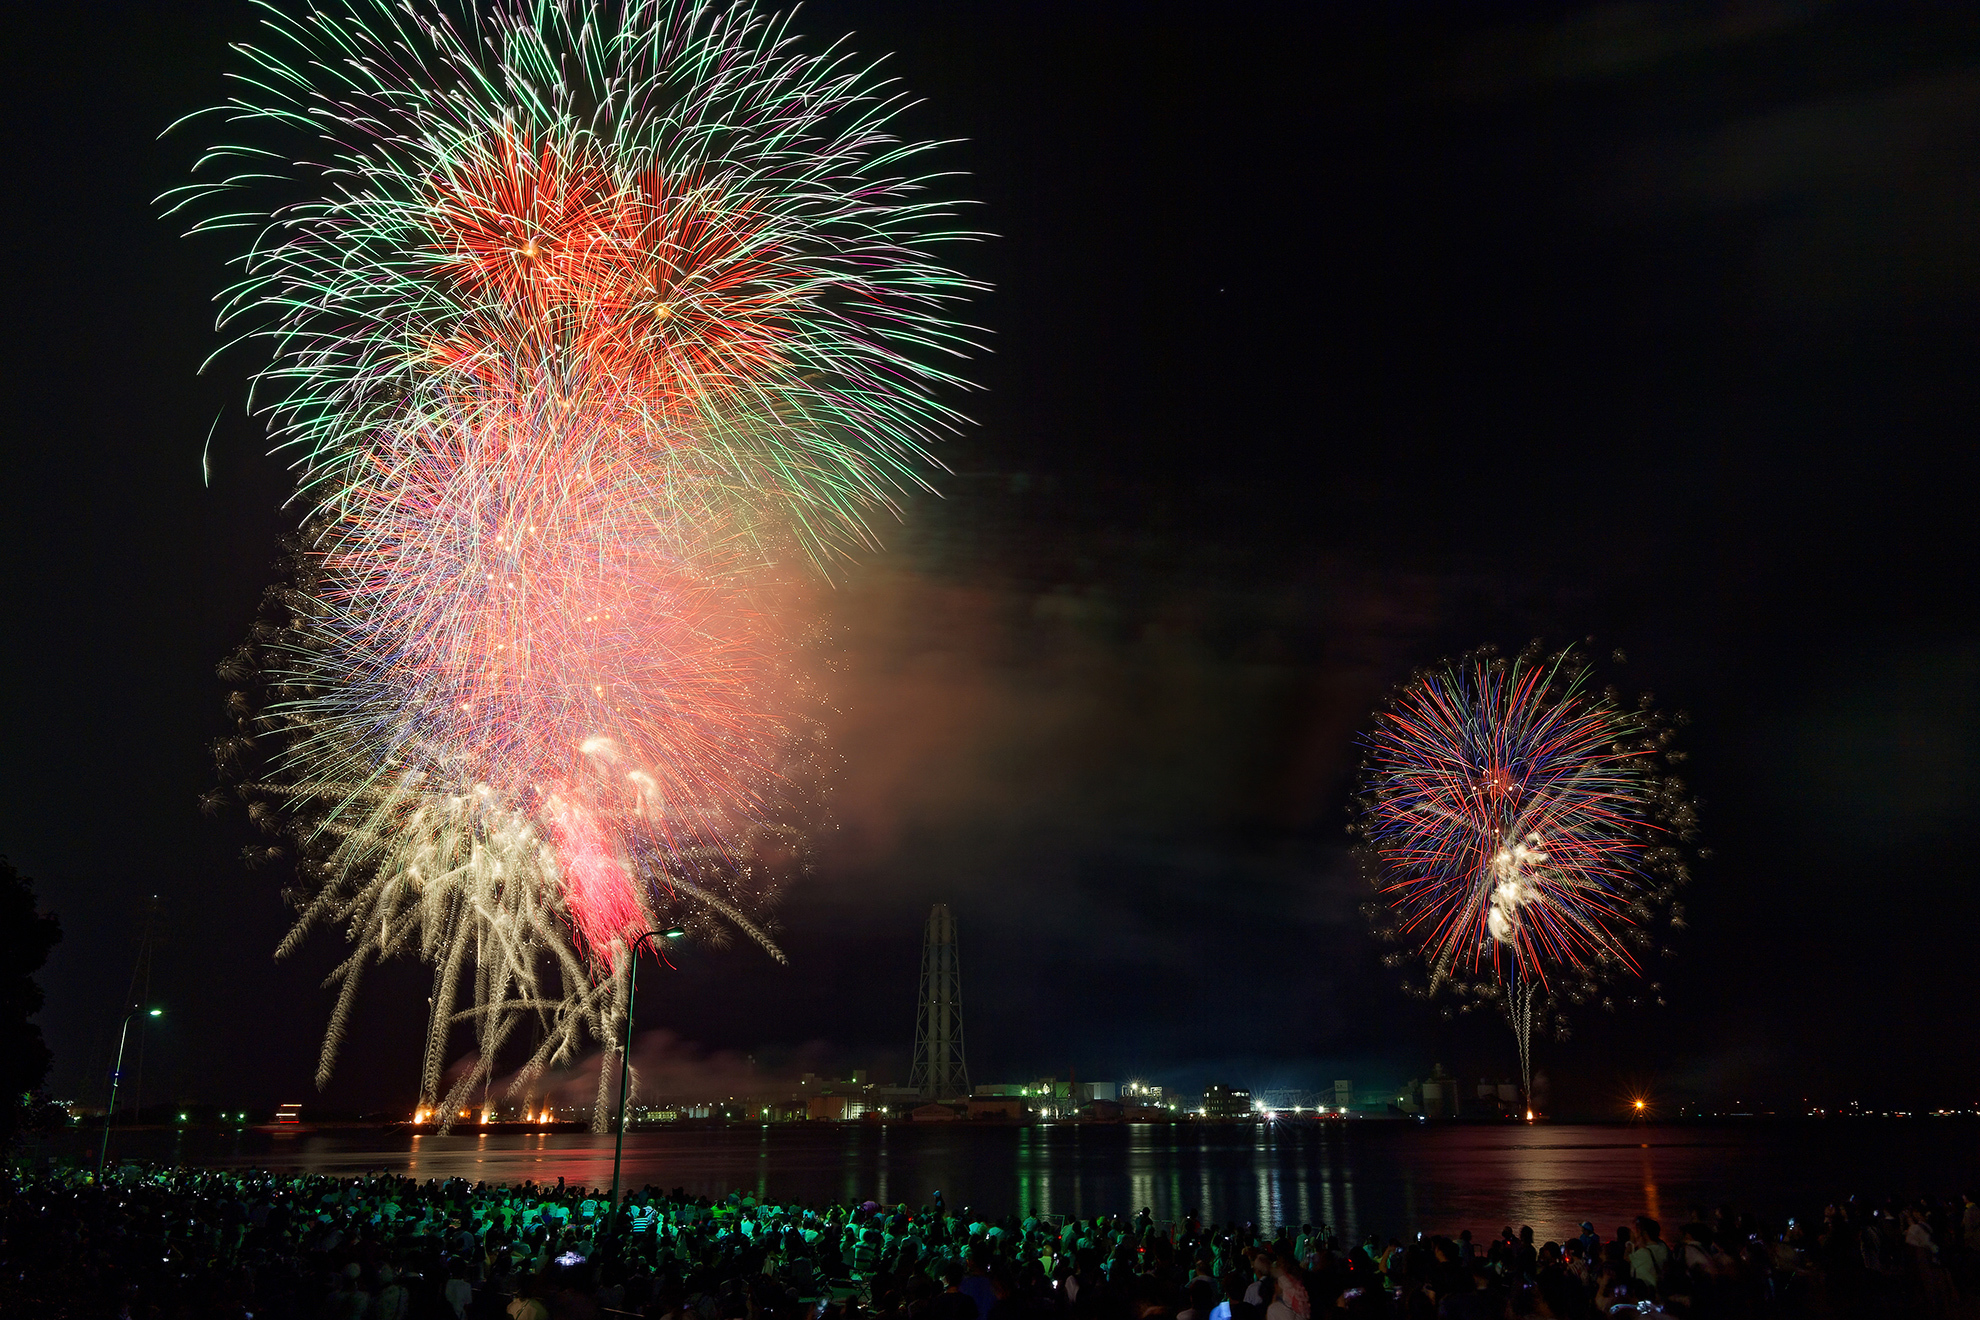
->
[608,928,684,1226]
[98,1006,162,1177]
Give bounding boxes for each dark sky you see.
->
[5,1,1978,1120]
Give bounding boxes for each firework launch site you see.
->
[44,1082,1458,1133]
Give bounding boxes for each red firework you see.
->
[425,130,792,428]
[1356,645,1694,1008]
[318,398,800,956]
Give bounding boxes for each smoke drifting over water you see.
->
[458,1029,839,1114]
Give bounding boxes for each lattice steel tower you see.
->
[909,903,969,1101]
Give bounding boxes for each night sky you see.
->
[5,2,1978,1120]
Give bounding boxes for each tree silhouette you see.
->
[0,855,62,1148]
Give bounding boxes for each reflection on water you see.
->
[64,1122,1979,1242]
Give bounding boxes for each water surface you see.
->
[65,1121,1979,1243]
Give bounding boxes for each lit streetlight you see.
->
[608,928,685,1228]
[98,1006,162,1177]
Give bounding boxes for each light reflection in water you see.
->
[75,1122,1980,1238]
[1033,1126,1053,1217]
[1127,1124,1156,1217]
[843,1127,862,1205]
[1342,1132,1359,1235]
[1197,1132,1213,1227]
[876,1126,888,1207]
[757,1125,769,1202]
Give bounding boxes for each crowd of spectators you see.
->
[3,1162,1975,1319]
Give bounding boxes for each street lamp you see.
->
[608,928,684,1227]
[98,1006,162,1177]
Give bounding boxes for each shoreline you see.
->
[47,1112,1980,1136]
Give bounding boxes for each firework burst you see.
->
[180,0,981,1127]
[1355,643,1697,1099]
[169,0,983,568]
